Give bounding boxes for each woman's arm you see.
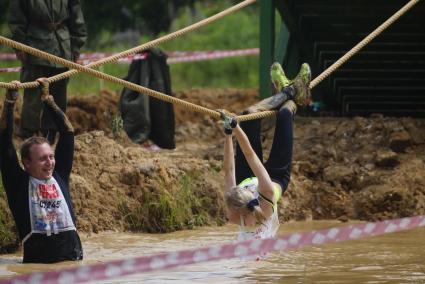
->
[232,125,275,200]
[223,134,236,191]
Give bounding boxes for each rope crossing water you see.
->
[0,0,421,122]
[1,215,424,284]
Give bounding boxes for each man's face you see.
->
[23,143,55,180]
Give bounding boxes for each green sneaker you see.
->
[270,62,291,93]
[243,62,291,114]
[291,63,312,106]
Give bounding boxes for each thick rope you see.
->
[237,110,277,122]
[0,0,256,89]
[38,78,50,98]
[238,0,421,121]
[0,36,221,118]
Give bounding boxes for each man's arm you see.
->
[67,0,87,61]
[0,88,24,191]
[8,0,28,61]
[43,95,74,183]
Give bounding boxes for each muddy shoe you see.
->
[244,62,291,114]
[291,63,312,106]
[270,62,291,93]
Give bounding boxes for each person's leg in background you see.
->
[20,65,44,139]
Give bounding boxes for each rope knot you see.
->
[9,80,21,90]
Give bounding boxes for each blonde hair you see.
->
[225,186,267,223]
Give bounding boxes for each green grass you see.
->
[158,2,261,90]
[119,172,219,233]
[0,60,130,96]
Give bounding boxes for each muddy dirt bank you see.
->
[1,88,424,252]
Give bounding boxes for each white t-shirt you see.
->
[23,176,76,243]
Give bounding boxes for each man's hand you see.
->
[15,50,27,62]
[5,81,20,103]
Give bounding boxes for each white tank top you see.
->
[236,177,281,241]
[23,176,76,243]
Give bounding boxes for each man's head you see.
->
[20,137,55,180]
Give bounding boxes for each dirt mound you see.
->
[71,131,226,233]
[66,88,259,136]
[1,88,425,252]
[66,88,257,233]
[65,90,425,224]
[284,116,425,221]
[67,90,120,134]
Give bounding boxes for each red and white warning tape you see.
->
[167,48,259,64]
[0,48,259,73]
[1,215,424,284]
[0,67,21,73]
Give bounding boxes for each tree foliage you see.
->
[0,0,196,40]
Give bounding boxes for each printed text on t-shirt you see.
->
[37,183,59,199]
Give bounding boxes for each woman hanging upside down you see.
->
[220,62,311,240]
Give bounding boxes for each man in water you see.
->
[0,79,83,263]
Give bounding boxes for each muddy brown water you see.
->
[1,221,424,283]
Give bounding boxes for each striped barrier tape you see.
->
[166,48,259,63]
[1,215,424,284]
[0,67,21,73]
[0,48,259,73]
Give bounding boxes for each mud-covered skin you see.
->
[37,79,74,133]
[43,95,74,133]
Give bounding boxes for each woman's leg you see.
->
[264,104,294,193]
[235,119,263,184]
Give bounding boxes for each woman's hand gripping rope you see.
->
[217,109,238,135]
